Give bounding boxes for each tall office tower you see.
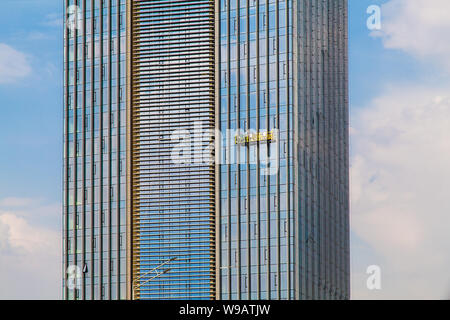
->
[217,0,349,300]
[63,0,349,300]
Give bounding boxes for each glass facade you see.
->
[217,0,349,300]
[294,0,350,300]
[218,0,294,300]
[130,0,216,300]
[63,0,128,300]
[63,0,349,301]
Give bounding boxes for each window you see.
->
[102,64,106,80]
[102,138,106,153]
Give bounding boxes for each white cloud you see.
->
[0,43,32,84]
[351,0,450,300]
[351,86,450,299]
[43,13,63,28]
[0,198,60,299]
[0,197,36,207]
[372,0,450,70]
[27,31,50,41]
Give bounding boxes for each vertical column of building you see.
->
[313,0,320,300]
[274,0,295,301]
[285,0,294,301]
[125,0,133,301]
[63,0,70,301]
[327,0,336,299]
[321,0,330,300]
[80,0,87,300]
[63,0,82,300]
[106,0,112,300]
[215,0,222,300]
[219,0,295,300]
[265,0,294,300]
[226,0,231,300]
[97,0,105,300]
[131,0,216,300]
[318,0,349,300]
[234,0,242,301]
[326,0,336,299]
[312,0,318,300]
[273,0,279,299]
[63,0,81,300]
[331,0,339,299]
[105,0,128,300]
[88,0,95,300]
[118,0,128,301]
[345,0,350,299]
[292,0,299,300]
[254,1,262,300]
[64,0,128,300]
[295,0,310,300]
[293,0,349,300]
[218,0,249,300]
[244,0,252,300]
[263,0,270,300]
[318,0,326,300]
[341,0,350,299]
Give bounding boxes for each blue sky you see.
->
[348,0,450,299]
[1,0,450,299]
[349,0,450,106]
[0,0,62,204]
[0,0,63,299]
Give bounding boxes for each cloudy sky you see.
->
[350,0,450,299]
[1,0,450,299]
[0,0,62,299]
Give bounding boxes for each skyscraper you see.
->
[63,0,349,300]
